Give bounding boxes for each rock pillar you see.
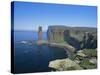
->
[38,26,42,41]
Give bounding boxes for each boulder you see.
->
[49,58,83,71]
[74,60,80,64]
[76,50,86,57]
[89,58,97,65]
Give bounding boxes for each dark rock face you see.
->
[47,26,97,50]
[64,30,81,50]
[81,32,97,49]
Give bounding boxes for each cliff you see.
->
[47,25,97,50]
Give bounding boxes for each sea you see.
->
[14,31,67,73]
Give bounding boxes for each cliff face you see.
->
[47,26,97,50]
[47,26,66,43]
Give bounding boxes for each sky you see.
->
[13,1,97,31]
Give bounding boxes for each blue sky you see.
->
[13,1,97,31]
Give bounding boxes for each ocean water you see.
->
[14,31,67,73]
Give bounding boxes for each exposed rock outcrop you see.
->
[89,58,97,65]
[49,58,83,71]
[76,50,87,57]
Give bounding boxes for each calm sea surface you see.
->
[14,31,67,73]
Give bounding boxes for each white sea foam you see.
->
[21,41,27,44]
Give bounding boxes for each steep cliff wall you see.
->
[47,26,66,43]
[47,26,97,50]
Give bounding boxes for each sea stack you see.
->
[38,26,42,41]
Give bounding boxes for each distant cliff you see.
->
[47,25,97,50]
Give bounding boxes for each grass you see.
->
[83,49,97,57]
[79,58,97,69]
[67,67,78,70]
[69,48,97,69]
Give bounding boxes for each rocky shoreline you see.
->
[49,49,97,71]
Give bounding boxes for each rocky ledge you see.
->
[49,49,97,71]
[49,58,83,71]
